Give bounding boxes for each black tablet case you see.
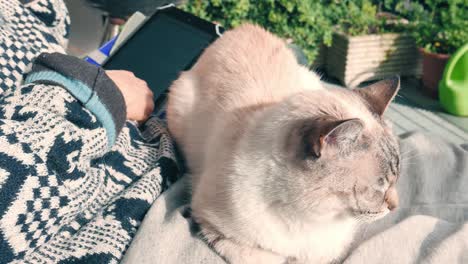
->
[104,7,222,112]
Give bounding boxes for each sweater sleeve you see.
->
[0,52,172,262]
[24,52,127,146]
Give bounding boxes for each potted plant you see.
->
[401,0,467,98]
[324,0,421,87]
[182,0,334,68]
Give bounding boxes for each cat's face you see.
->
[264,77,401,223]
[311,122,400,221]
[346,129,400,219]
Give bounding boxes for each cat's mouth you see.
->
[354,209,389,221]
[360,210,383,215]
[358,209,390,222]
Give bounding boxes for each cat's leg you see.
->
[198,224,288,264]
[167,71,196,144]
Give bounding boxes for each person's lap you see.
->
[0,1,179,263]
[122,132,468,264]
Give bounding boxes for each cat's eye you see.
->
[378,177,385,186]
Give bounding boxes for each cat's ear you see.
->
[355,76,400,116]
[289,117,364,159]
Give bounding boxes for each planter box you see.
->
[311,44,327,69]
[326,32,422,87]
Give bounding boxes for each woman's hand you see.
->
[106,70,154,122]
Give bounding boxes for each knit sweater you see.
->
[0,1,179,263]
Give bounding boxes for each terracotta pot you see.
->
[419,48,450,98]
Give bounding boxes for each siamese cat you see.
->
[167,24,400,264]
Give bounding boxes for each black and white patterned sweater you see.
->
[0,1,179,263]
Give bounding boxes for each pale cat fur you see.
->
[167,24,401,264]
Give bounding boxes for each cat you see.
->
[167,23,401,264]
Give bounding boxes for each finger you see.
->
[148,98,155,113]
[139,79,149,88]
[145,100,155,118]
[110,17,127,25]
[118,70,134,77]
[142,85,153,98]
[135,100,154,122]
[105,70,117,77]
[144,99,154,119]
[134,111,146,122]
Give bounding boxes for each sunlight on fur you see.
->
[167,23,401,264]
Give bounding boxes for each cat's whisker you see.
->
[395,93,411,102]
[400,161,421,168]
[399,149,418,157]
[400,155,422,162]
[401,162,419,167]
[395,94,406,99]
[400,150,422,161]
[401,154,422,161]
[401,155,421,162]
[400,150,418,157]
[401,157,420,163]
[401,160,420,165]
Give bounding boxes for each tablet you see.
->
[103,6,223,112]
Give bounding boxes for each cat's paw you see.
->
[197,223,286,264]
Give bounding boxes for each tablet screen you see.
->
[104,10,218,106]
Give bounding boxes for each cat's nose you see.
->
[384,187,398,211]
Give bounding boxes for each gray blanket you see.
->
[122,132,468,264]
